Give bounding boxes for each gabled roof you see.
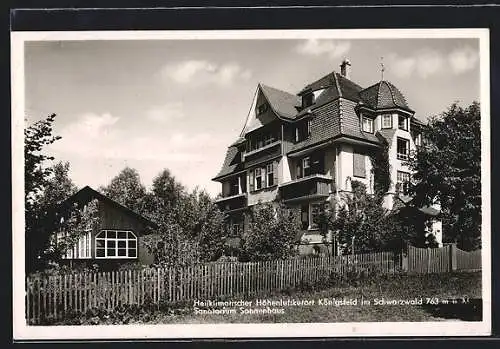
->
[259,84,301,120]
[58,186,158,228]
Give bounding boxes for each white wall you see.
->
[337,144,374,193]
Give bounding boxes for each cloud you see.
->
[146,102,184,124]
[295,39,351,59]
[161,60,252,86]
[50,112,229,163]
[387,46,478,79]
[449,46,479,74]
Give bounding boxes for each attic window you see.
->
[257,103,269,115]
[302,93,314,108]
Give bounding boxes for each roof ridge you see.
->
[333,72,342,98]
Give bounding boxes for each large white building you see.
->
[213,59,442,254]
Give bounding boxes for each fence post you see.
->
[450,243,457,271]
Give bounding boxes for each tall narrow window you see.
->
[414,133,422,146]
[397,171,411,194]
[266,163,274,187]
[382,114,392,129]
[303,157,311,177]
[397,137,410,160]
[353,152,366,178]
[255,168,262,190]
[362,117,374,133]
[310,202,325,230]
[398,115,408,131]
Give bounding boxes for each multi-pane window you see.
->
[362,117,374,133]
[95,230,137,259]
[255,168,263,190]
[353,152,366,178]
[58,229,92,259]
[397,171,411,194]
[382,114,392,129]
[310,202,326,230]
[398,115,408,131]
[397,137,410,160]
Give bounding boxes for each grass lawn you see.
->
[142,272,482,324]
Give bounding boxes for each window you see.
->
[295,120,311,142]
[302,93,314,108]
[362,117,374,133]
[257,103,268,115]
[414,133,422,146]
[382,114,392,129]
[255,168,262,190]
[397,137,410,160]
[58,229,92,259]
[353,152,366,178]
[397,171,411,194]
[302,157,311,177]
[310,202,326,230]
[266,163,274,187]
[398,115,408,131]
[95,230,137,259]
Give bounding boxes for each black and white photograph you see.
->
[12,28,491,339]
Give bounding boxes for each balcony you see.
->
[243,141,282,168]
[279,174,333,203]
[215,193,248,212]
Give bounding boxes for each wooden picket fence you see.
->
[25,251,395,324]
[406,244,482,274]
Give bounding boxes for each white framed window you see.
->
[302,157,311,177]
[382,114,392,129]
[58,229,92,259]
[397,171,411,194]
[362,117,374,133]
[398,115,408,131]
[95,230,137,259]
[397,137,410,160]
[255,168,262,190]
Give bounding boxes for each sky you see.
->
[24,37,480,197]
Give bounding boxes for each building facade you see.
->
[212,60,442,254]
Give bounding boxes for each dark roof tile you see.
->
[260,84,301,119]
[213,145,244,180]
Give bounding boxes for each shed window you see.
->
[58,229,92,259]
[95,230,137,259]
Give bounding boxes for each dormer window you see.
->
[398,115,408,131]
[362,116,374,133]
[381,114,392,129]
[257,103,268,115]
[302,92,314,108]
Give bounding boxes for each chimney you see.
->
[340,58,351,79]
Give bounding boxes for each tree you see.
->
[100,167,147,215]
[407,102,481,250]
[24,114,62,271]
[240,202,300,261]
[38,161,78,210]
[320,181,405,255]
